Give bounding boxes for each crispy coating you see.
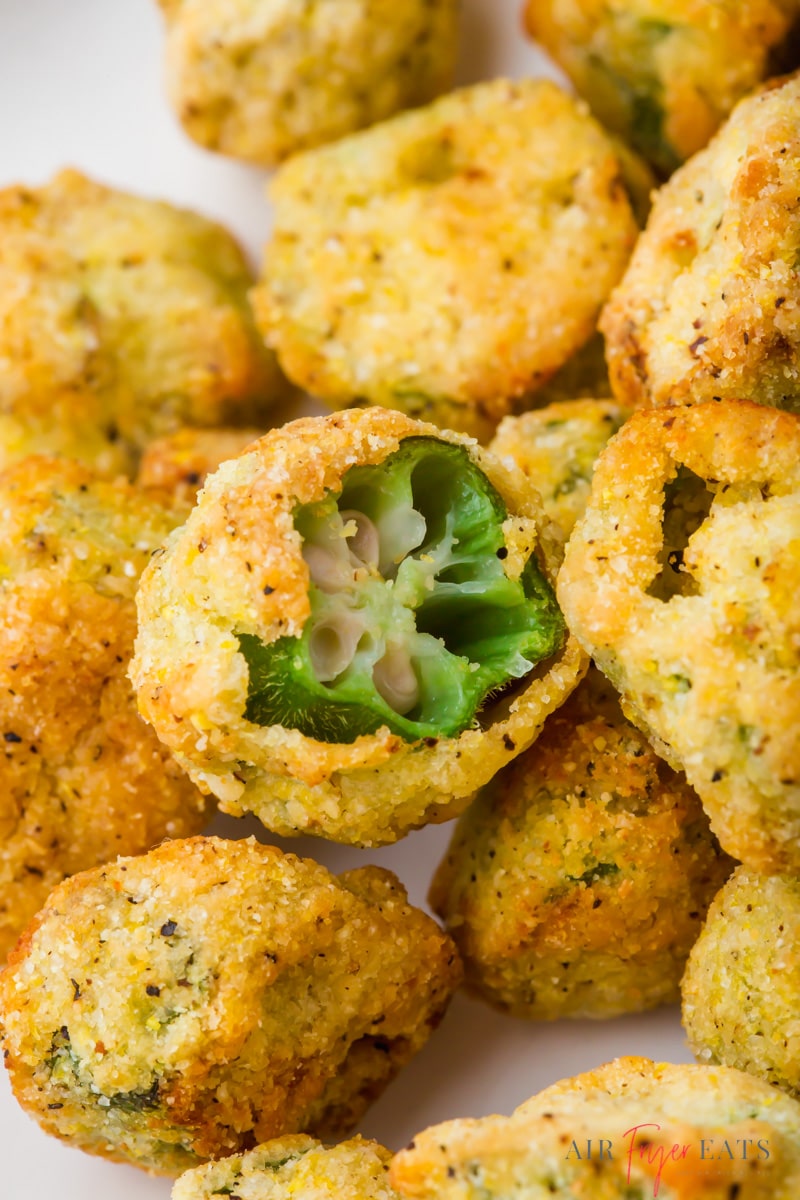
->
[431,667,732,1020]
[253,80,643,441]
[172,1136,398,1200]
[156,0,459,167]
[601,72,800,411]
[557,401,800,871]
[131,407,585,847]
[683,866,800,1099]
[526,0,797,175]
[0,169,283,477]
[0,457,209,962]
[490,400,630,541]
[138,426,264,505]
[390,1057,800,1199]
[0,836,460,1174]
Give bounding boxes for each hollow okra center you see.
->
[238,438,565,743]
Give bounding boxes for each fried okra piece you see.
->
[132,408,585,847]
[526,0,798,176]
[0,169,284,477]
[0,457,209,962]
[156,0,459,167]
[602,72,800,411]
[138,426,264,505]
[0,836,461,1174]
[172,1136,398,1200]
[490,400,629,541]
[557,401,800,871]
[431,667,732,1021]
[683,867,800,1100]
[254,79,645,441]
[391,1057,800,1199]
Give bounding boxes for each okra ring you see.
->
[558,400,800,871]
[132,408,585,846]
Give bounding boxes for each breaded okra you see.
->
[602,71,800,411]
[172,1136,398,1199]
[254,79,645,441]
[0,837,460,1174]
[558,401,800,871]
[526,0,798,175]
[391,1058,800,1198]
[683,866,800,1100]
[138,426,264,505]
[0,456,209,961]
[0,169,283,476]
[490,400,630,542]
[131,408,585,846]
[156,0,459,166]
[431,667,732,1020]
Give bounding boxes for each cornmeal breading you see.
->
[0,169,283,476]
[0,837,460,1174]
[431,668,732,1020]
[490,400,629,541]
[131,408,585,846]
[526,0,798,174]
[683,866,800,1099]
[557,401,800,871]
[172,1136,398,1200]
[138,426,264,505]
[602,72,800,411]
[156,0,459,166]
[391,1058,800,1198]
[254,80,645,441]
[0,456,209,961]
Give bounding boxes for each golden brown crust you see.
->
[683,866,800,1100]
[526,0,795,173]
[557,400,800,870]
[0,169,284,476]
[254,79,644,440]
[391,1057,800,1198]
[0,836,461,1174]
[490,400,630,542]
[601,71,800,410]
[431,667,732,1020]
[0,456,209,961]
[157,0,459,167]
[171,1136,398,1199]
[138,426,265,505]
[132,407,585,846]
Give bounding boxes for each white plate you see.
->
[0,2,691,1195]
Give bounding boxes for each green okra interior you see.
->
[238,437,565,743]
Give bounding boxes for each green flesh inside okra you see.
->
[238,438,565,744]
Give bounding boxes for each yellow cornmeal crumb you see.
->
[391,1058,800,1198]
[602,71,800,411]
[526,0,797,174]
[0,456,209,962]
[173,1136,398,1199]
[254,79,644,441]
[0,169,284,477]
[432,667,732,1020]
[156,0,459,166]
[558,400,800,871]
[0,836,461,1174]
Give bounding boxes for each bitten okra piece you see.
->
[132,408,585,846]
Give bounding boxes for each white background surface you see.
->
[0,2,691,1195]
